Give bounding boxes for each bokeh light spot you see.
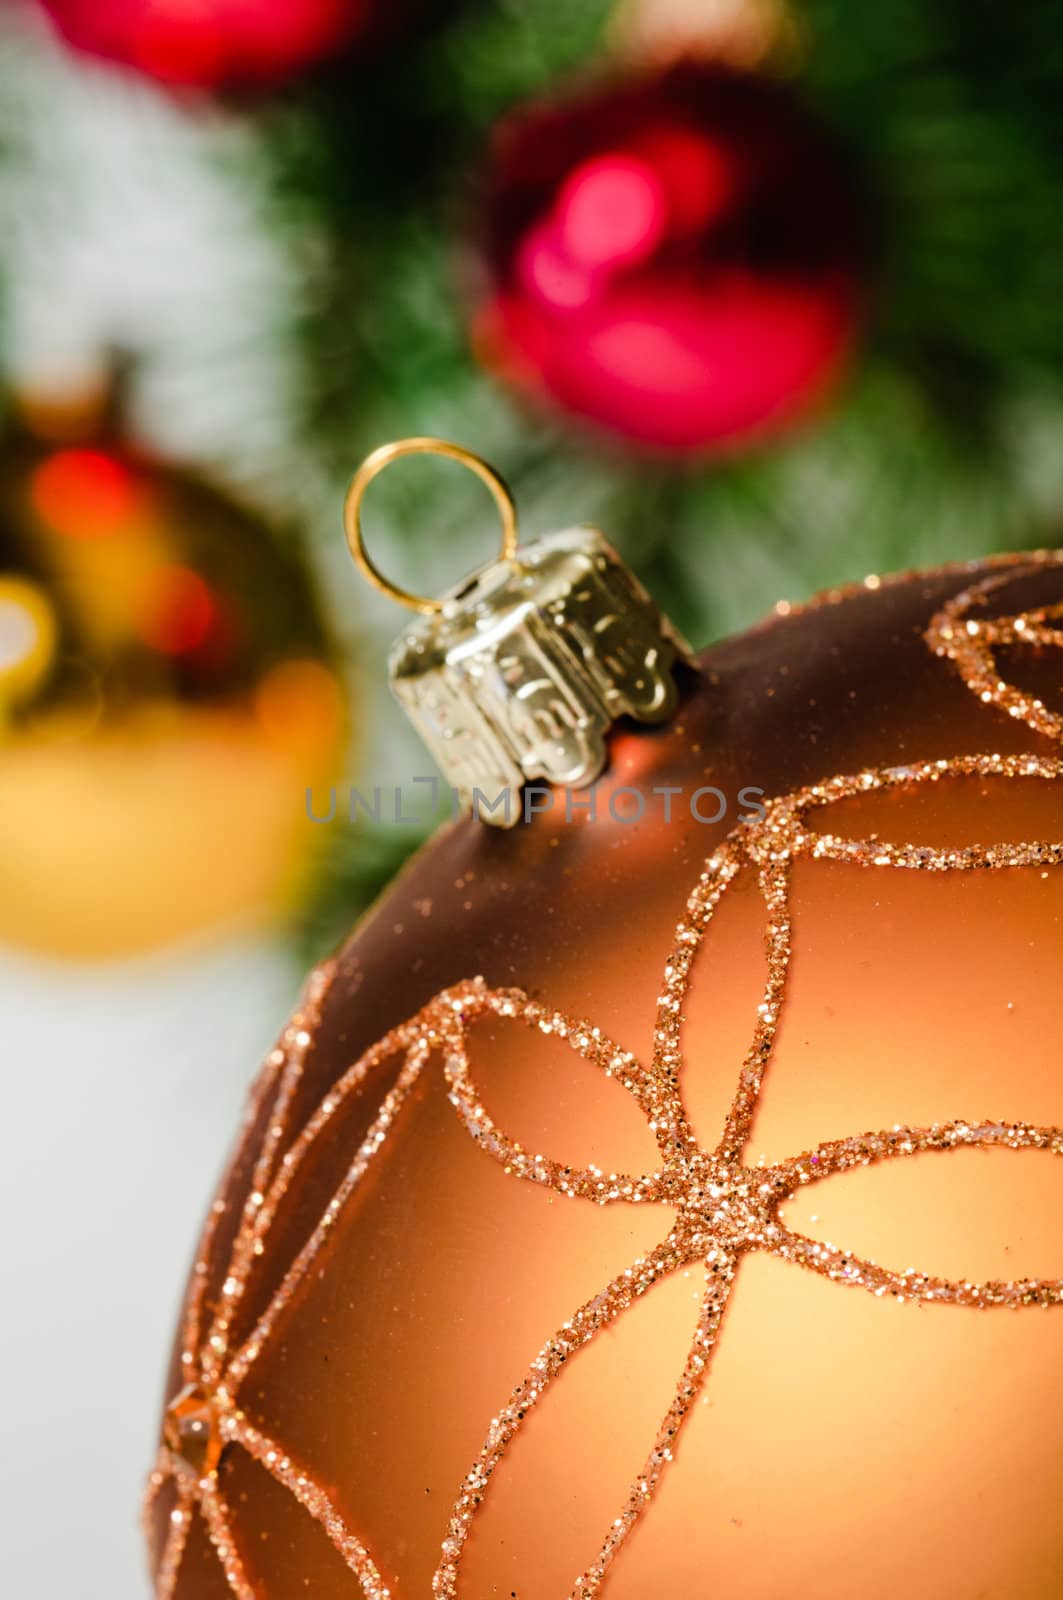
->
[633,127,736,234]
[0,576,57,702]
[557,154,666,271]
[518,223,599,309]
[31,449,141,540]
[138,565,216,656]
[255,657,344,755]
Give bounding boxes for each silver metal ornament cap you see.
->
[344,438,691,827]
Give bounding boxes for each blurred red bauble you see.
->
[474,64,865,456]
[38,0,368,89]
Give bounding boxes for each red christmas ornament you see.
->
[474,64,864,455]
[38,0,368,89]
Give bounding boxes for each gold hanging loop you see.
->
[343,437,519,616]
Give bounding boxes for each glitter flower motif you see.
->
[927,551,1063,740]
[146,747,1063,1599]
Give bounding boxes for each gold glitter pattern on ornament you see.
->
[144,966,407,1599]
[927,552,1063,739]
[771,545,1060,621]
[147,746,1063,1599]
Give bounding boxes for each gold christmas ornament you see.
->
[0,413,344,958]
[146,451,1063,1598]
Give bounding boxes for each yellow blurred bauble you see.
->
[146,531,1063,1595]
[0,408,346,960]
[608,0,800,71]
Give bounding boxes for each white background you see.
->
[0,937,296,1597]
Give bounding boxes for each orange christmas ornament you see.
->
[147,443,1063,1598]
